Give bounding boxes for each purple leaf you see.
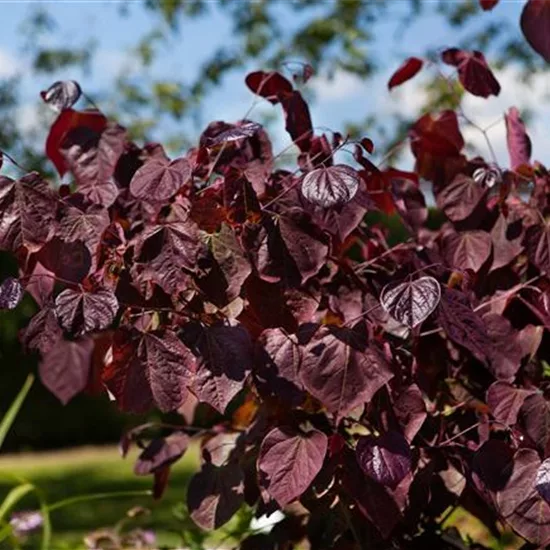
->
[442,230,493,273]
[257,427,327,507]
[524,222,550,274]
[21,305,63,356]
[301,165,360,208]
[134,432,190,475]
[380,276,440,328]
[437,286,493,366]
[103,329,196,413]
[388,57,424,90]
[487,382,536,426]
[441,49,500,98]
[187,462,244,530]
[497,449,550,547]
[203,120,262,146]
[536,459,550,504]
[55,288,118,336]
[189,324,253,413]
[436,173,487,222]
[519,393,550,456]
[0,173,57,252]
[521,0,550,63]
[299,325,393,422]
[39,337,94,404]
[130,157,191,202]
[356,431,412,489]
[40,80,82,112]
[505,107,532,170]
[0,277,23,310]
[393,384,427,442]
[35,238,91,284]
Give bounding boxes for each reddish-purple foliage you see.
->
[1,51,549,547]
[387,57,424,90]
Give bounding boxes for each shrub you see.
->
[0,43,549,548]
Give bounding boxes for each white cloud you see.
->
[0,48,19,79]
[310,70,366,102]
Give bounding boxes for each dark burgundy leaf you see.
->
[278,207,329,283]
[59,204,109,260]
[189,324,253,413]
[21,305,62,356]
[301,164,360,207]
[490,213,524,271]
[61,122,126,207]
[380,276,440,328]
[441,49,500,98]
[39,337,94,404]
[436,173,487,222]
[521,0,550,63]
[208,223,252,303]
[473,439,514,492]
[356,432,412,489]
[389,169,427,230]
[187,462,244,530]
[443,230,492,273]
[524,222,550,273]
[300,325,393,422]
[505,107,532,170]
[132,204,201,295]
[0,277,23,310]
[393,384,427,442]
[484,313,524,380]
[497,449,550,547]
[54,288,118,336]
[487,382,536,426]
[0,173,57,252]
[255,328,304,406]
[40,80,82,112]
[480,0,499,10]
[35,238,91,284]
[245,71,293,104]
[130,157,191,202]
[388,57,424,90]
[102,329,196,413]
[258,427,327,507]
[519,393,550,455]
[281,91,313,151]
[134,432,190,475]
[437,286,492,366]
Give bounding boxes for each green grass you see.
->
[0,444,202,550]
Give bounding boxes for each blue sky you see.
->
[0,1,548,172]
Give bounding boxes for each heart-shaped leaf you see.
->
[356,431,412,489]
[130,157,191,202]
[40,80,82,112]
[380,276,440,328]
[301,164,360,207]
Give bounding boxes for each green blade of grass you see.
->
[0,373,34,450]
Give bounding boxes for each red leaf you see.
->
[258,427,327,507]
[442,230,493,273]
[39,337,94,405]
[505,107,532,170]
[35,238,92,284]
[487,382,535,426]
[21,305,62,356]
[187,462,244,530]
[524,222,550,273]
[245,71,293,104]
[521,0,550,63]
[388,57,423,90]
[130,157,191,202]
[436,173,488,222]
[46,108,107,176]
[441,48,500,98]
[479,0,499,10]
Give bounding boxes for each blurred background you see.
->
[0,1,547,547]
